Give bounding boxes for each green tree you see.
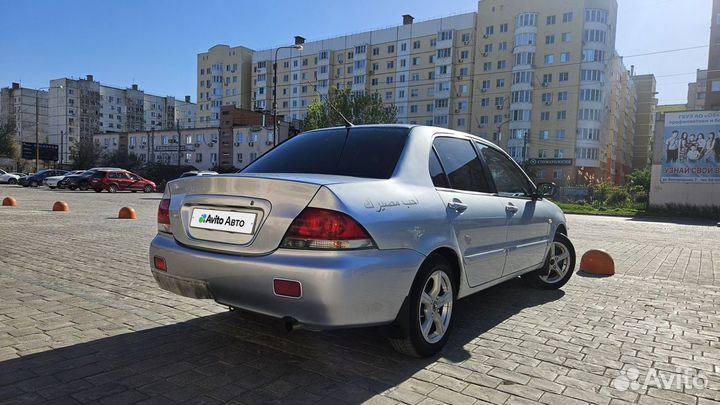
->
[625,168,651,194]
[100,150,142,172]
[69,138,102,169]
[0,119,18,159]
[303,88,398,131]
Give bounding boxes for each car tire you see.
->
[68,186,77,191]
[522,233,576,290]
[143,185,153,193]
[8,179,17,184]
[93,188,102,193]
[388,254,456,358]
[29,181,38,187]
[108,185,118,193]
[79,183,89,191]
[49,186,56,189]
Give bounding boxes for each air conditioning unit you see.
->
[483,34,489,39]
[542,82,549,87]
[234,142,240,146]
[544,101,552,106]
[207,143,213,147]
[454,109,460,113]
[249,142,254,146]
[458,58,465,63]
[140,145,145,149]
[482,52,488,57]
[194,142,201,147]
[463,40,470,45]
[481,88,487,92]
[496,105,503,110]
[129,145,135,149]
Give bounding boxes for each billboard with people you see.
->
[662,111,720,183]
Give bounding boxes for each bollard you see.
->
[52,201,70,212]
[579,249,615,276]
[118,207,137,219]
[2,197,17,206]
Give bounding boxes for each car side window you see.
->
[433,137,491,193]
[478,144,533,197]
[428,149,449,188]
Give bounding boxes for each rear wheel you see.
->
[79,182,89,191]
[107,184,118,193]
[388,255,456,357]
[49,186,56,189]
[8,178,17,184]
[143,185,153,193]
[522,233,575,290]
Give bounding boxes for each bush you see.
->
[606,189,629,206]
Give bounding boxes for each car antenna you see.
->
[304,80,353,128]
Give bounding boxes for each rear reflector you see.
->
[153,256,167,271]
[280,208,375,250]
[273,279,302,298]
[157,198,171,233]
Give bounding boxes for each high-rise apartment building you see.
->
[0,83,48,146]
[688,69,707,110]
[196,45,254,127]
[48,75,195,164]
[632,73,657,170]
[705,0,720,109]
[202,0,636,184]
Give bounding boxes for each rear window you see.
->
[243,127,409,179]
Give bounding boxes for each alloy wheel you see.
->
[418,270,453,344]
[540,241,571,284]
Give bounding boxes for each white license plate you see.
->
[190,208,257,234]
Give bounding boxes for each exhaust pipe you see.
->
[283,316,302,332]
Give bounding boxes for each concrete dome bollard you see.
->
[2,197,17,206]
[52,201,70,212]
[579,249,615,276]
[118,207,137,219]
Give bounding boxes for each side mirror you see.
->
[535,182,558,199]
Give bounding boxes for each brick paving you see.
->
[0,184,719,404]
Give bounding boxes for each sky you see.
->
[0,0,711,106]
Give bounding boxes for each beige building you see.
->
[0,82,49,147]
[632,73,657,170]
[196,45,254,127]
[251,13,477,130]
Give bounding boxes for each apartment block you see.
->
[250,13,477,130]
[93,109,281,171]
[632,73,657,170]
[688,69,707,110]
[705,0,720,109]
[49,75,196,165]
[0,83,48,147]
[196,45,254,127]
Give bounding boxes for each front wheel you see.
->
[522,233,576,290]
[143,185,153,193]
[49,186,56,189]
[388,255,456,357]
[79,182,89,191]
[8,178,17,184]
[107,184,118,193]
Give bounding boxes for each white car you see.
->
[0,170,21,184]
[44,170,85,189]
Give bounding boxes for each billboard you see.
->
[662,111,720,183]
[21,142,59,161]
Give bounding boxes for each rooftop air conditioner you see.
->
[234,142,240,146]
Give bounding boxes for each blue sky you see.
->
[0,0,711,105]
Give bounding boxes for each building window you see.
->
[562,12,573,22]
[540,112,550,121]
[387,45,395,53]
[557,111,567,120]
[561,32,572,42]
[560,52,570,63]
[547,15,556,25]
[413,40,421,49]
[539,130,549,140]
[559,72,569,82]
[544,54,555,64]
[498,42,508,51]
[499,23,508,33]
[546,35,555,44]
[497,60,507,69]
[558,91,568,101]
[712,81,720,92]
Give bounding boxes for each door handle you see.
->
[447,200,468,212]
[505,203,518,214]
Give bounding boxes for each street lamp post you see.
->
[273,43,303,147]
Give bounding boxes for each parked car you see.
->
[63,167,124,190]
[179,170,219,178]
[89,170,156,193]
[148,125,575,357]
[45,170,85,189]
[0,170,21,184]
[18,169,67,187]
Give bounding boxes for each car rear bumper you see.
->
[149,233,424,329]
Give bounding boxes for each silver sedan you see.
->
[149,125,575,357]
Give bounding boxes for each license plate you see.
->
[190,208,257,234]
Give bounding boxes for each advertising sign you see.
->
[662,111,720,183]
[21,142,59,161]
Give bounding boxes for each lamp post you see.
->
[273,43,303,147]
[34,85,63,172]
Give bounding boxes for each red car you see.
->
[89,170,156,193]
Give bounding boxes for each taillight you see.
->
[157,198,171,233]
[281,208,375,250]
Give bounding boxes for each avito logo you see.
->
[199,214,225,225]
[198,214,207,224]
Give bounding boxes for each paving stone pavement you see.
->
[0,185,719,405]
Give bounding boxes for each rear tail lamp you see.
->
[157,198,171,233]
[280,208,375,250]
[153,256,167,271]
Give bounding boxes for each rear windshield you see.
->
[243,127,409,179]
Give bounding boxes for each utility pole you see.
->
[176,119,182,166]
[35,93,40,172]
